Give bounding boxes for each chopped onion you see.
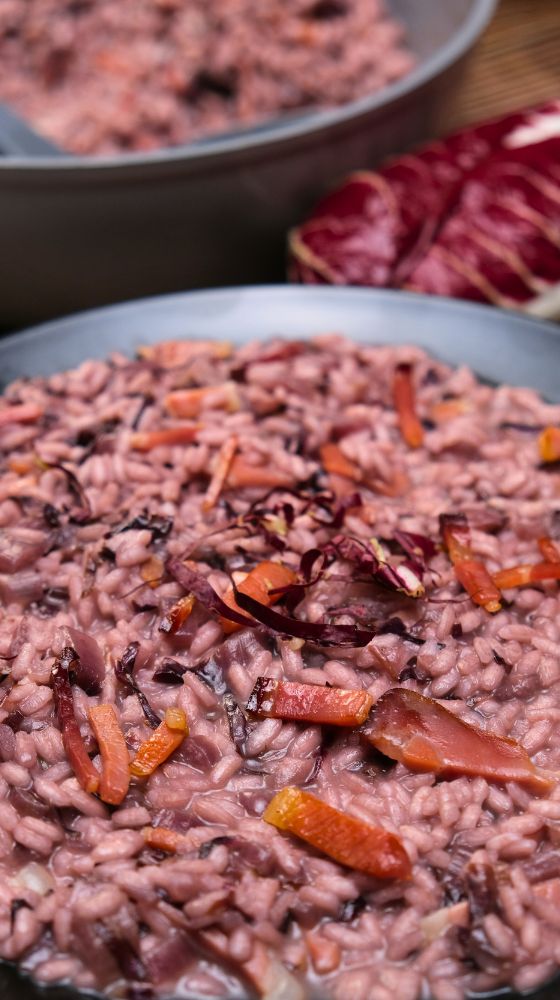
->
[260,958,306,1000]
[0,530,47,574]
[421,901,469,943]
[64,627,105,695]
[13,862,55,896]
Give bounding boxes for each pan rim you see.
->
[0,0,496,174]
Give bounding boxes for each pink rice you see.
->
[0,0,413,155]
[0,333,559,1000]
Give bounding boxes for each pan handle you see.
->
[0,104,63,157]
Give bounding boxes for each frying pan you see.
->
[0,283,559,1000]
[0,0,496,329]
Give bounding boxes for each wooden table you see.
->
[438,0,559,132]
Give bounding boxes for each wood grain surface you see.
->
[437,0,559,132]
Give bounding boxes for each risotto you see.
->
[0,333,559,1000]
[0,0,412,155]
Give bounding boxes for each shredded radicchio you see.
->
[153,659,187,685]
[244,485,335,522]
[340,896,367,922]
[132,598,159,614]
[115,642,160,729]
[325,491,363,528]
[393,530,437,572]
[492,672,539,702]
[499,421,543,433]
[130,393,155,432]
[188,487,361,564]
[168,522,436,645]
[169,510,436,646]
[64,628,105,695]
[462,506,507,535]
[10,899,31,923]
[35,585,69,617]
[376,617,425,645]
[166,559,255,629]
[236,487,334,552]
[238,506,292,553]
[460,862,503,970]
[323,533,428,598]
[269,527,433,612]
[397,661,426,684]
[40,461,92,524]
[268,548,328,612]
[7,494,61,531]
[110,511,173,542]
[3,709,24,732]
[439,511,469,540]
[224,693,249,756]
[196,658,227,697]
[42,503,61,528]
[305,751,323,785]
[492,649,508,668]
[99,545,117,564]
[97,925,153,999]
[75,419,120,464]
[246,488,362,533]
[231,580,375,647]
[199,835,233,859]
[52,647,99,792]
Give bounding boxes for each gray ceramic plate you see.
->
[0,284,558,398]
[0,285,558,1000]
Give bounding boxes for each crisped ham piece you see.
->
[364,688,554,793]
[247,677,372,726]
[264,786,411,879]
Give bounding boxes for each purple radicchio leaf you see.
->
[393,529,437,575]
[166,558,255,628]
[115,641,160,729]
[153,659,187,685]
[231,580,375,647]
[63,627,105,695]
[39,461,92,524]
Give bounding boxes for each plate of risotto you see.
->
[0,285,559,1000]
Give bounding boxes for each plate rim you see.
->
[2,284,559,353]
